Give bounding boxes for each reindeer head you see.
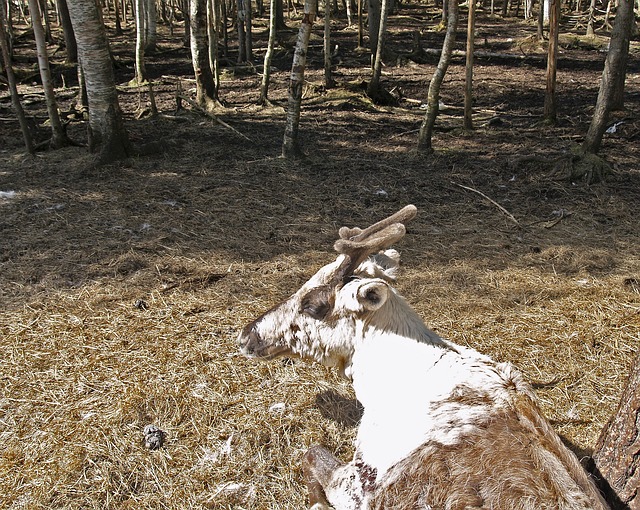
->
[238,205,417,377]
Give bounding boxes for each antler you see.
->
[331,205,417,283]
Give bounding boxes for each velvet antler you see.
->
[331,205,417,283]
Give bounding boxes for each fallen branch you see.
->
[453,182,521,227]
[177,94,252,141]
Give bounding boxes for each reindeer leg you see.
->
[303,446,342,509]
[303,446,367,510]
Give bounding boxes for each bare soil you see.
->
[1,5,639,509]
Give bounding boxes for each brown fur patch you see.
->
[370,392,608,510]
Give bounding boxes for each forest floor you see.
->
[1,3,640,509]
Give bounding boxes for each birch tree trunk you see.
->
[368,0,381,58]
[543,0,560,124]
[190,0,218,108]
[244,0,253,62]
[463,0,476,130]
[367,0,388,99]
[259,0,277,104]
[56,0,77,63]
[583,0,634,154]
[357,0,363,48]
[323,0,334,88]
[282,0,316,159]
[67,0,131,164]
[0,5,34,153]
[145,0,157,52]
[417,0,458,153]
[237,0,246,61]
[28,0,69,148]
[207,0,220,93]
[134,0,147,84]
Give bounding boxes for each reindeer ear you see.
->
[356,281,389,311]
[372,249,401,280]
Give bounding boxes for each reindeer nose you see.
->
[238,324,261,357]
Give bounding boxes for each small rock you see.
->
[143,424,165,450]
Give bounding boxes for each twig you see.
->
[177,94,252,141]
[452,182,521,227]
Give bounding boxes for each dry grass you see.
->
[1,146,638,508]
[1,7,640,509]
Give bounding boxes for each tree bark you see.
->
[323,0,334,88]
[237,0,246,62]
[56,0,77,63]
[134,0,148,84]
[593,349,640,509]
[367,0,388,98]
[244,0,253,62]
[543,0,560,124]
[67,0,131,164]
[0,4,34,153]
[357,0,363,48]
[145,0,157,53]
[368,0,381,58]
[275,0,287,30]
[282,0,316,159]
[259,0,277,104]
[28,0,69,148]
[417,0,458,153]
[207,0,220,93]
[463,0,476,130]
[190,0,218,108]
[583,0,634,154]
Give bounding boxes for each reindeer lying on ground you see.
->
[238,205,609,510]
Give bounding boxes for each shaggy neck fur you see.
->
[348,288,518,478]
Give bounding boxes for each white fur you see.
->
[239,251,609,510]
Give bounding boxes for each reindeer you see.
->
[238,205,610,510]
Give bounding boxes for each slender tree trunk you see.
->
[537,0,545,40]
[282,0,316,159]
[56,0,77,63]
[27,0,69,148]
[583,0,634,154]
[207,0,220,94]
[237,0,246,61]
[368,0,381,58]
[543,0,560,124]
[220,0,228,58]
[586,0,597,36]
[0,5,34,153]
[114,0,123,35]
[244,0,253,61]
[182,0,191,47]
[145,0,157,52]
[463,0,476,130]
[259,0,277,104]
[67,0,131,164]
[39,0,53,44]
[417,0,458,153]
[134,0,147,84]
[190,0,218,108]
[2,0,14,59]
[323,0,334,88]
[592,349,640,509]
[367,0,388,98]
[357,0,363,48]
[275,0,287,29]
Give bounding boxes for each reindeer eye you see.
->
[300,289,331,320]
[301,301,330,320]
